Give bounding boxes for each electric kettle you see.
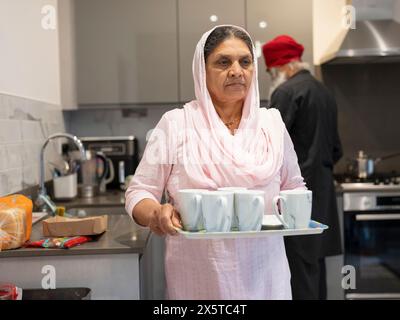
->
[77,151,114,198]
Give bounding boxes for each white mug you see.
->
[272,190,312,229]
[217,187,247,229]
[201,191,234,232]
[234,190,265,231]
[177,189,208,231]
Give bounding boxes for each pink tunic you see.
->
[125,108,306,300]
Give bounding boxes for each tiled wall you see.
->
[0,93,66,196]
[65,105,177,158]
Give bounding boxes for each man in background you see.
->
[262,35,343,300]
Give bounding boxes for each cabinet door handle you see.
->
[355,213,400,221]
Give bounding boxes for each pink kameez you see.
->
[125,25,306,299]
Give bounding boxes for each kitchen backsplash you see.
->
[322,62,400,174]
[65,105,177,158]
[0,93,66,196]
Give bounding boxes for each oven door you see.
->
[344,210,400,300]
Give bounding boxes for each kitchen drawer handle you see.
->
[355,213,400,221]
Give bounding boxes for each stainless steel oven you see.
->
[343,189,400,300]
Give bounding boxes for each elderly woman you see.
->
[125,25,306,300]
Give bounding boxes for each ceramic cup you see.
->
[217,187,247,229]
[201,191,234,232]
[272,190,312,229]
[177,189,208,231]
[234,190,265,231]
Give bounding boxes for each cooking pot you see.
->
[347,150,400,179]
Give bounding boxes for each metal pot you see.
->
[347,150,400,179]
[355,150,374,179]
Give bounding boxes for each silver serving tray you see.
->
[176,219,328,240]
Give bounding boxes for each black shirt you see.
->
[270,69,343,260]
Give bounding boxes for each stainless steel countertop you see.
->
[0,190,151,258]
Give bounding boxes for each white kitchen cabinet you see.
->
[0,254,141,299]
[75,0,179,105]
[246,0,314,101]
[178,0,246,102]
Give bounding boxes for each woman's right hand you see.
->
[148,203,182,236]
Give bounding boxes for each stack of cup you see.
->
[177,188,265,232]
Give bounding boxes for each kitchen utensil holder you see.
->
[53,172,78,200]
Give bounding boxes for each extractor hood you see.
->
[323,19,400,65]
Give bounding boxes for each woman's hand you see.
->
[148,203,183,236]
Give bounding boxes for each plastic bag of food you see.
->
[0,283,19,300]
[0,195,33,251]
[25,236,91,249]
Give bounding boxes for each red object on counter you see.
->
[0,283,18,300]
[24,236,92,249]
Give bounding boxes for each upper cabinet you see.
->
[178,0,246,102]
[313,0,350,65]
[75,0,179,105]
[71,0,315,106]
[246,0,313,101]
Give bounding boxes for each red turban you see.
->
[262,35,304,69]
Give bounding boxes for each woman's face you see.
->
[205,37,254,105]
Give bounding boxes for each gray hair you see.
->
[287,60,310,72]
[204,26,254,62]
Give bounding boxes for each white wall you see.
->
[0,0,67,196]
[0,0,61,105]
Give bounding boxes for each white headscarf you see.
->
[181,25,285,189]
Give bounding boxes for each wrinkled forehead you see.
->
[200,25,254,50]
[208,38,253,60]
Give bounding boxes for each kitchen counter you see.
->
[0,214,150,258]
[0,190,154,299]
[55,189,126,208]
[0,190,151,258]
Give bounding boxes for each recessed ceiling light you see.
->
[210,15,218,22]
[259,21,267,29]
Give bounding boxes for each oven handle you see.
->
[356,213,400,221]
[346,293,400,300]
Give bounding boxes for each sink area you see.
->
[2,202,148,258]
[32,212,48,224]
[32,206,126,225]
[65,206,126,217]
